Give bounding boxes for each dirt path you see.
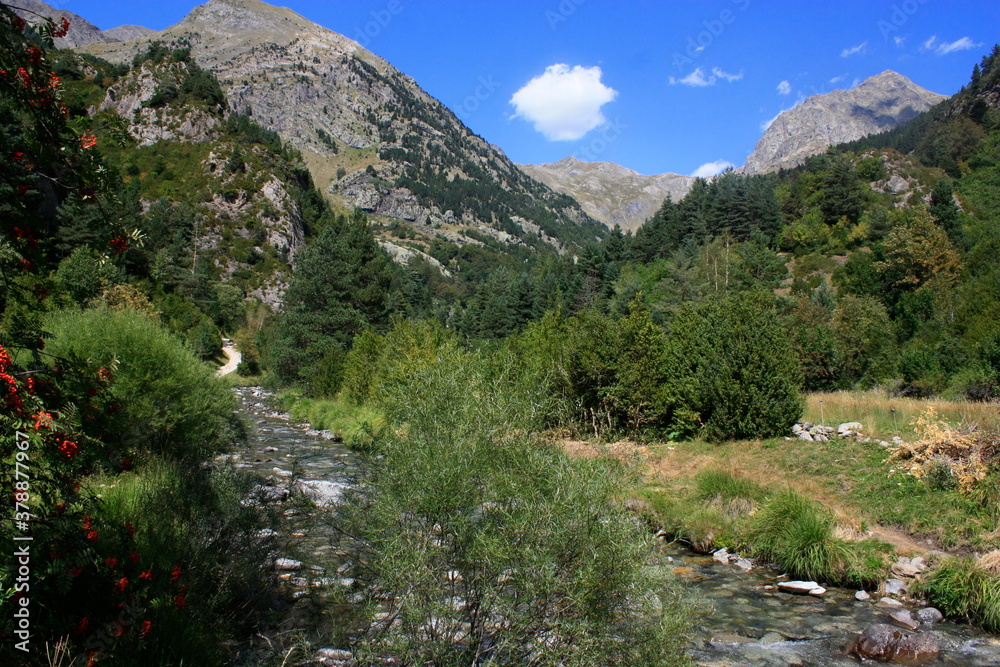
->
[216,339,242,377]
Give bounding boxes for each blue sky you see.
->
[66,0,997,176]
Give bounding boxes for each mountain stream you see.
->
[231,386,1000,666]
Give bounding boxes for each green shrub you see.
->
[665,292,803,441]
[332,346,691,665]
[45,308,241,460]
[55,246,124,305]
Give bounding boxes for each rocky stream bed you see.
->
[230,387,1000,666]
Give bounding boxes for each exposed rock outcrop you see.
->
[519,157,696,232]
[80,0,603,255]
[744,71,947,174]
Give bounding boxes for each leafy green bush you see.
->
[55,246,124,305]
[332,346,691,665]
[45,308,241,460]
[665,292,803,441]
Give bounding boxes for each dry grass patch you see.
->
[888,408,1000,493]
[805,391,1000,440]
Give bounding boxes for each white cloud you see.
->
[923,35,938,51]
[776,80,792,95]
[829,74,847,85]
[841,41,868,58]
[692,160,734,178]
[894,36,906,47]
[669,66,743,87]
[509,64,618,141]
[934,36,981,55]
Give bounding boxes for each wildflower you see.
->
[18,184,29,196]
[173,594,186,609]
[98,367,111,382]
[13,16,26,33]
[83,515,92,529]
[114,577,128,593]
[125,522,135,537]
[26,46,41,66]
[71,566,83,577]
[170,565,182,581]
[12,151,24,162]
[80,132,97,150]
[104,557,118,569]
[140,620,152,637]
[110,624,124,638]
[16,67,30,88]
[86,529,99,542]
[139,569,152,581]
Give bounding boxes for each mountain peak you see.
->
[743,70,947,174]
[520,159,694,232]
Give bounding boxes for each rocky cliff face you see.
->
[104,25,157,42]
[743,71,947,174]
[80,0,604,255]
[8,0,115,48]
[98,60,222,146]
[519,157,695,232]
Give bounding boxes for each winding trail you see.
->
[216,338,242,377]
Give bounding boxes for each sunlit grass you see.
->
[803,390,1000,440]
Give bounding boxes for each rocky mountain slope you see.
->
[79,0,604,256]
[8,0,154,48]
[518,157,695,232]
[743,70,947,174]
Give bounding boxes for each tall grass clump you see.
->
[45,308,242,460]
[915,557,1000,632]
[744,491,856,584]
[696,470,769,506]
[284,393,386,449]
[331,346,692,666]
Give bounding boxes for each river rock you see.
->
[878,597,904,608]
[712,547,730,564]
[893,556,928,578]
[856,590,871,601]
[889,609,921,631]
[275,557,302,571]
[852,624,905,661]
[894,632,940,665]
[315,647,354,666]
[916,607,944,624]
[778,581,825,595]
[733,557,754,572]
[297,479,346,506]
[798,431,814,441]
[884,578,908,596]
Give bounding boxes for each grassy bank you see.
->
[279,391,386,449]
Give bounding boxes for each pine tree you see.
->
[271,211,399,383]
